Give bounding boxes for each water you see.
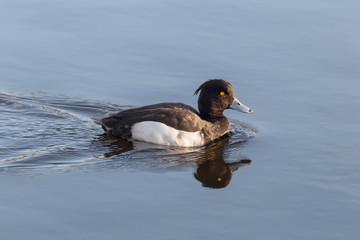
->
[1,0,360,239]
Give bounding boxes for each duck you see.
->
[95,79,253,147]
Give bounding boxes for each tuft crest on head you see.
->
[194,79,231,96]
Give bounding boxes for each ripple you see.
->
[0,92,256,177]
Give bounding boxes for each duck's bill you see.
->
[228,97,254,114]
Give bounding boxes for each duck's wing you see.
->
[95,103,204,140]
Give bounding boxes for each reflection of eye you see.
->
[220,91,225,96]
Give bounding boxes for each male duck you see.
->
[96,79,253,147]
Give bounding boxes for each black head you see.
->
[194,79,253,119]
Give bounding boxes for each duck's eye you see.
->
[220,91,225,96]
[217,177,222,181]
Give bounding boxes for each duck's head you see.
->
[194,79,253,119]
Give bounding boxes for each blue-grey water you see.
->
[1,0,360,239]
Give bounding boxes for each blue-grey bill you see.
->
[229,97,254,113]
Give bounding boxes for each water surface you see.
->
[1,0,360,239]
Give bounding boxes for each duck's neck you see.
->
[200,112,225,121]
[199,105,225,120]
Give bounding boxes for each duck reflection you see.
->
[95,135,251,189]
[194,137,251,188]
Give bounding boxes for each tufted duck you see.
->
[95,79,253,147]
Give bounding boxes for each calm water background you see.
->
[1,0,360,239]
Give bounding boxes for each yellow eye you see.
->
[220,91,225,96]
[217,177,222,182]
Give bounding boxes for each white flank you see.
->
[131,121,204,147]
